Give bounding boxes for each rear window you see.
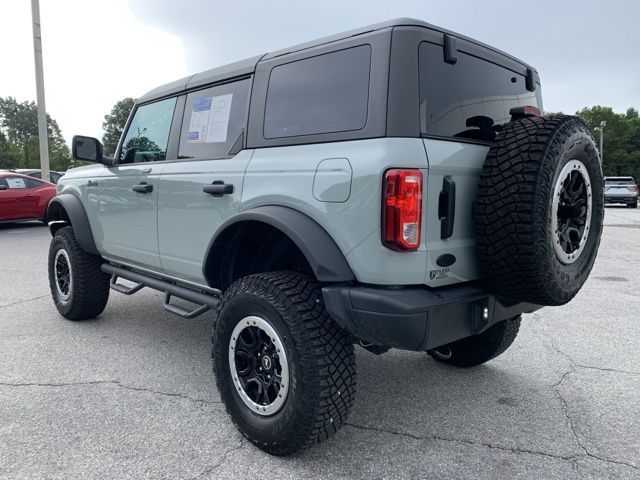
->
[25,178,44,188]
[264,45,371,139]
[605,177,635,185]
[419,42,541,143]
[179,78,251,159]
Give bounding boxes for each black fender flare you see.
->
[46,194,99,255]
[204,206,355,284]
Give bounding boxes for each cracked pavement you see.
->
[1,207,639,479]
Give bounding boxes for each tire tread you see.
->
[212,271,356,456]
[48,226,110,320]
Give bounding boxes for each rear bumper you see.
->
[605,195,637,204]
[322,284,541,351]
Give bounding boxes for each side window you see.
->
[264,45,371,139]
[6,176,27,189]
[178,78,251,160]
[419,42,541,142]
[26,178,44,189]
[119,97,177,163]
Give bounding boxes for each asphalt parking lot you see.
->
[1,207,639,480]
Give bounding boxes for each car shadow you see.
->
[84,292,555,457]
[0,221,46,231]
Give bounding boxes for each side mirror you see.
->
[72,136,114,166]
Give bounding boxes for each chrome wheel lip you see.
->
[229,315,290,416]
[551,159,593,265]
[54,249,72,302]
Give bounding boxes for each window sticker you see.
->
[7,177,26,189]
[205,94,233,143]
[186,94,233,144]
[187,97,212,143]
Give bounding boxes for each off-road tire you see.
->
[212,271,356,456]
[475,115,604,306]
[429,316,521,367]
[48,226,110,320]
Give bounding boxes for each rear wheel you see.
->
[212,271,356,456]
[628,201,638,209]
[428,316,521,367]
[48,226,110,320]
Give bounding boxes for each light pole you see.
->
[31,0,50,182]
[594,120,606,164]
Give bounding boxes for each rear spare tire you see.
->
[475,115,604,306]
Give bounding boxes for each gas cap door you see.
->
[312,158,352,203]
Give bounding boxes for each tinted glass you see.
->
[264,45,371,139]
[120,97,177,163]
[605,177,635,185]
[178,79,251,159]
[419,42,541,142]
[26,178,44,188]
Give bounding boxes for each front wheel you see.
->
[212,271,356,456]
[48,226,110,320]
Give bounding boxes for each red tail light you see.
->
[632,184,638,192]
[382,169,423,251]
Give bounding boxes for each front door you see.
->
[157,78,252,285]
[0,176,37,221]
[94,97,177,271]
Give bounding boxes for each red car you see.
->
[0,172,57,223]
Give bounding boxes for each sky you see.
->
[2,0,639,145]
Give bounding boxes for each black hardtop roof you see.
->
[137,18,536,104]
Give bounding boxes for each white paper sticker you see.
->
[187,97,212,143]
[7,177,26,189]
[205,94,233,143]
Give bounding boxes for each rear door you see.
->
[157,78,252,285]
[24,177,52,219]
[418,41,542,284]
[95,97,177,271]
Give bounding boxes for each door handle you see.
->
[132,182,153,193]
[438,176,456,239]
[203,181,234,197]
[87,180,99,187]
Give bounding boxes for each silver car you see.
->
[604,176,638,208]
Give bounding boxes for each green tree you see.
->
[102,97,135,156]
[0,131,21,169]
[576,106,640,179]
[0,96,71,171]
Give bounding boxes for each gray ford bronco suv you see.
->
[47,19,604,455]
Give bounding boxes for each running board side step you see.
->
[101,264,220,319]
